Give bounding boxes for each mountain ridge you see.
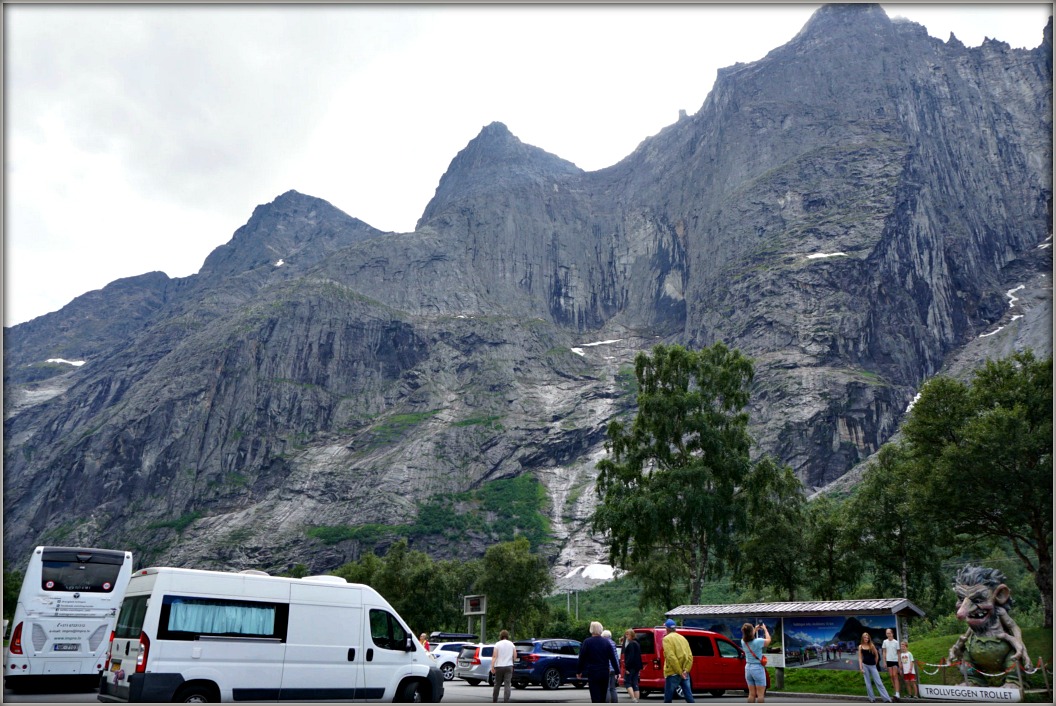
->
[3,3,1051,575]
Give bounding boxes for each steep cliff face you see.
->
[3,4,1051,572]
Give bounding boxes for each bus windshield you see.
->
[40,548,126,593]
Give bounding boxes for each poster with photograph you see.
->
[682,616,782,655]
[783,615,896,670]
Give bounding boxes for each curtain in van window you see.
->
[168,599,275,636]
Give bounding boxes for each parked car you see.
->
[430,642,475,681]
[621,626,769,698]
[511,638,588,690]
[455,644,495,686]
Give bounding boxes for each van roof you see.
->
[132,567,356,587]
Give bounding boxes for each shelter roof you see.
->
[667,598,925,619]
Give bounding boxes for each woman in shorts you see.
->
[622,629,642,703]
[740,622,771,703]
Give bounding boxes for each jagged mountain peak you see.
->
[417,121,582,227]
[198,190,386,280]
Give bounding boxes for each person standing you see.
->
[419,633,431,653]
[622,629,642,703]
[858,633,893,703]
[602,629,620,702]
[578,622,621,703]
[898,641,919,699]
[490,629,516,703]
[740,622,771,703]
[881,628,901,701]
[661,619,695,703]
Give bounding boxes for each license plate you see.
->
[110,659,122,672]
[53,643,80,651]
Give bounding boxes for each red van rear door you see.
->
[635,629,663,691]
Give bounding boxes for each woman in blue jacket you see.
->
[578,621,621,703]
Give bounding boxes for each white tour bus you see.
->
[5,546,134,691]
[96,566,444,703]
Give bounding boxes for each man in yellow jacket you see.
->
[662,619,695,703]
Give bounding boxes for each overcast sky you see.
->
[4,3,1052,327]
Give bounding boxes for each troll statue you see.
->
[947,564,1029,688]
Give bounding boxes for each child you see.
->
[898,640,919,698]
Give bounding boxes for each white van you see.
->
[96,567,443,703]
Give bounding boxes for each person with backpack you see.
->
[740,622,771,703]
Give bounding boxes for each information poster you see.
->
[783,615,896,670]
[683,615,783,664]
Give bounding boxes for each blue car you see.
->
[511,638,589,690]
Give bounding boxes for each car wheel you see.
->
[488,673,495,686]
[513,682,527,689]
[542,667,562,690]
[709,689,725,697]
[465,678,481,686]
[441,662,455,681]
[573,680,587,689]
[675,685,685,699]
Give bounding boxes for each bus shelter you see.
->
[666,598,925,687]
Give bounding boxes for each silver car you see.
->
[430,641,475,681]
[455,643,495,686]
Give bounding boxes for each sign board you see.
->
[463,594,486,616]
[920,684,1021,702]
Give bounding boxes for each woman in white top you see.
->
[881,628,900,700]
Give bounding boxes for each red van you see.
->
[620,627,769,698]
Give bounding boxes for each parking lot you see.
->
[3,679,875,703]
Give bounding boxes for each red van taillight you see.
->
[8,623,24,655]
[135,632,150,673]
[103,630,116,671]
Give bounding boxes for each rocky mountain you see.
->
[4,4,1051,576]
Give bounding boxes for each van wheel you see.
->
[709,690,725,697]
[395,680,422,703]
[174,685,217,703]
[542,667,561,690]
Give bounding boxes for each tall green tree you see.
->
[477,537,553,638]
[801,494,862,600]
[4,566,25,622]
[901,350,1053,627]
[592,342,755,605]
[735,456,807,601]
[846,444,945,605]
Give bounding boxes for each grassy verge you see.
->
[771,628,1052,702]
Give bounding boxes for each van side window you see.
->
[685,635,715,657]
[369,609,408,651]
[159,595,288,641]
[636,631,655,654]
[716,639,741,659]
